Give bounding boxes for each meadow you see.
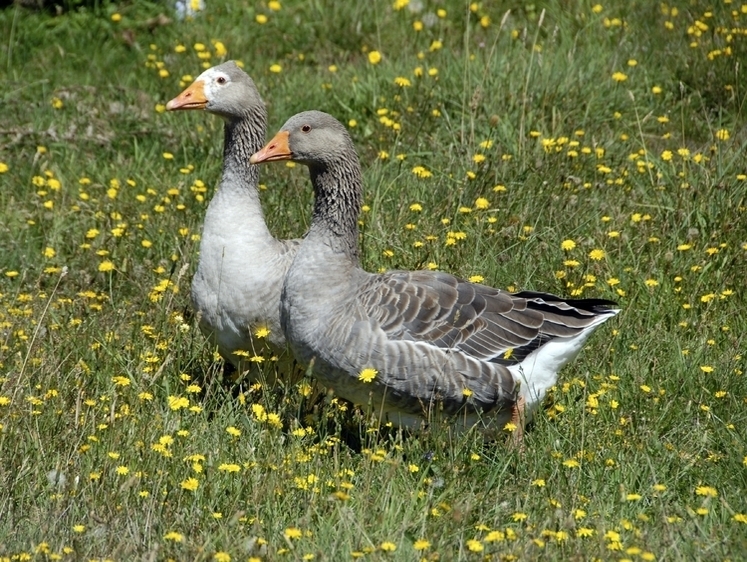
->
[1,0,746,559]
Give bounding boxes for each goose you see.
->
[166,61,300,381]
[250,110,619,437]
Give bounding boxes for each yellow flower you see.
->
[589,248,606,260]
[213,41,227,57]
[411,166,432,178]
[394,76,411,87]
[0,162,8,173]
[611,71,628,82]
[695,485,717,497]
[474,197,489,209]
[181,477,199,491]
[73,525,86,533]
[380,542,396,552]
[256,14,268,24]
[269,63,282,73]
[413,539,430,550]
[368,51,382,65]
[254,326,271,338]
[466,539,483,552]
[226,426,241,436]
[111,13,122,22]
[359,368,377,383]
[98,261,115,272]
[561,239,576,251]
[168,395,189,410]
[43,247,56,259]
[164,531,184,542]
[284,527,303,539]
[214,552,231,562]
[715,129,730,141]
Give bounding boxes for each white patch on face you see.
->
[196,68,231,101]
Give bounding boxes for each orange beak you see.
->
[250,131,291,164]
[166,80,208,111]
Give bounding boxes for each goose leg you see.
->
[510,395,526,449]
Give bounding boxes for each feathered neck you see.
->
[219,105,266,194]
[307,155,363,263]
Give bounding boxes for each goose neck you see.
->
[308,159,362,262]
[221,110,265,189]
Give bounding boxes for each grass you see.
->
[1,0,746,559]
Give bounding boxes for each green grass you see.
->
[1,0,746,559]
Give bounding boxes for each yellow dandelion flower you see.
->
[164,531,184,542]
[284,527,303,540]
[368,51,382,65]
[181,477,199,491]
[358,368,377,383]
[611,71,628,82]
[561,239,576,251]
[168,395,189,410]
[695,485,717,497]
[380,541,396,552]
[589,248,606,260]
[413,539,430,550]
[254,326,271,338]
[466,539,483,552]
[269,63,282,73]
[412,166,432,178]
[715,129,730,141]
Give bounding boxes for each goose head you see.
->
[250,110,356,168]
[166,61,262,120]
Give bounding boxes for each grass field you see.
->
[1,0,746,559]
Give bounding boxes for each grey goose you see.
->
[166,62,300,380]
[250,110,619,437]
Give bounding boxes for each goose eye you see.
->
[301,125,311,133]
[217,76,226,84]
